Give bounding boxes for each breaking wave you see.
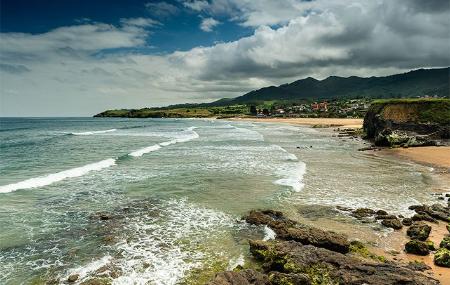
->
[0,159,116,193]
[70,129,117,135]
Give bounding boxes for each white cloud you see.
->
[120,17,160,27]
[1,0,449,116]
[145,2,179,17]
[200,17,220,32]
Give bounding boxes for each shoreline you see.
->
[232,118,450,284]
[383,147,450,170]
[229,117,363,129]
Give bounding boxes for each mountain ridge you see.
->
[221,67,449,104]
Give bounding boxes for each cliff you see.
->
[363,99,450,147]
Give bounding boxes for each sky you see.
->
[0,0,449,116]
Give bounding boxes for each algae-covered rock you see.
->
[208,269,269,285]
[434,248,450,268]
[381,218,403,230]
[79,278,112,285]
[248,240,437,285]
[268,272,310,285]
[425,240,436,251]
[407,222,431,241]
[402,218,413,226]
[405,240,430,255]
[351,208,375,219]
[439,236,450,250]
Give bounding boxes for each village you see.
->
[254,98,372,118]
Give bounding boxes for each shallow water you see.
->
[0,118,444,284]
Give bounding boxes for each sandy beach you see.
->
[387,147,450,169]
[230,117,363,129]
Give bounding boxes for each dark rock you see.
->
[250,240,437,284]
[67,274,79,283]
[268,272,310,285]
[440,236,450,250]
[405,240,430,255]
[434,248,450,268]
[208,269,269,285]
[425,241,436,251]
[407,222,432,241]
[351,208,375,219]
[411,213,437,223]
[244,210,350,253]
[375,214,397,220]
[410,204,449,223]
[406,261,431,271]
[375,210,388,216]
[336,206,352,212]
[79,278,112,285]
[381,218,403,230]
[402,218,413,226]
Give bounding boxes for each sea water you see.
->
[0,118,442,284]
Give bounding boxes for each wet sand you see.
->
[230,117,363,129]
[371,221,450,285]
[387,147,450,169]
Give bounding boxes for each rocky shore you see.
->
[208,206,450,285]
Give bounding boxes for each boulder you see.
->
[67,274,79,283]
[381,218,402,230]
[375,214,397,220]
[208,269,269,285]
[351,208,375,219]
[376,210,388,216]
[405,240,430,256]
[244,210,350,253]
[434,248,450,268]
[402,218,413,226]
[407,222,431,241]
[439,236,450,250]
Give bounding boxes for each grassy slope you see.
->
[370,98,450,124]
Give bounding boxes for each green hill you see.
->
[225,67,449,104]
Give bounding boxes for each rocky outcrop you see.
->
[363,99,450,147]
[244,210,350,253]
[209,210,439,285]
[407,222,432,241]
[409,204,450,223]
[245,240,437,285]
[405,240,430,256]
[434,248,450,268]
[208,269,270,285]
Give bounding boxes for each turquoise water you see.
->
[0,118,442,284]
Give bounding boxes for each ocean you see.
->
[0,117,442,284]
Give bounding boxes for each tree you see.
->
[249,105,257,115]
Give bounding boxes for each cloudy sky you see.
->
[1,0,449,116]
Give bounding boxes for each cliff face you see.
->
[363,99,450,147]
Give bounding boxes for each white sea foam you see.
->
[128,144,162,157]
[65,255,112,283]
[71,129,117,135]
[263,225,276,241]
[104,199,237,285]
[273,145,298,161]
[227,254,245,270]
[129,127,199,157]
[0,159,116,193]
[274,161,306,192]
